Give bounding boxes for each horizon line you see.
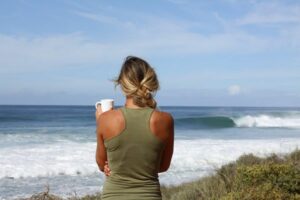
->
[0,104,299,109]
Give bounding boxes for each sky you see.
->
[0,0,299,107]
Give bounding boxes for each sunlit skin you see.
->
[95,97,174,177]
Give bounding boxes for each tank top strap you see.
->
[120,106,154,131]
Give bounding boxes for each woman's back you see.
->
[100,106,169,200]
[95,56,174,199]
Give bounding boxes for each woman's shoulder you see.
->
[152,109,174,124]
[98,108,123,124]
[150,109,174,141]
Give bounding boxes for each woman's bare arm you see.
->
[95,108,108,172]
[159,113,174,173]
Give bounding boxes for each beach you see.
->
[1,105,300,199]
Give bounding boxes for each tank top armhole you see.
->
[104,107,127,143]
[120,107,127,133]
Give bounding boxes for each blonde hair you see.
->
[114,56,159,109]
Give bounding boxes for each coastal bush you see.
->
[222,162,300,200]
[162,149,300,200]
[236,163,300,194]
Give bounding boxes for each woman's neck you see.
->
[125,97,142,108]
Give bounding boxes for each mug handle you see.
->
[95,101,102,109]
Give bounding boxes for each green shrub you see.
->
[236,163,300,194]
[222,182,291,200]
[236,153,263,166]
[164,149,300,200]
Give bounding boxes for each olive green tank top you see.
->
[101,106,166,200]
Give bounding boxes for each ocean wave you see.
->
[175,116,235,129]
[233,115,300,128]
[175,115,300,129]
[0,141,98,179]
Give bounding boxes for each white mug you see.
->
[95,99,114,112]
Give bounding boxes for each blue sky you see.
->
[0,0,299,106]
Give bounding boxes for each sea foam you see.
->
[1,138,299,181]
[234,115,300,128]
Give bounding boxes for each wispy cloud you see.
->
[2,1,300,74]
[228,85,241,96]
[0,33,119,72]
[72,10,135,28]
[236,2,300,25]
[0,29,274,73]
[74,11,120,24]
[0,23,295,73]
[166,0,189,5]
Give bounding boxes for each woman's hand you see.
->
[95,105,104,123]
[104,161,111,176]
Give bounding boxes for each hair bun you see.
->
[114,56,159,108]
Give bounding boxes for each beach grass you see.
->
[25,149,300,200]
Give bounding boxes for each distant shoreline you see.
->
[1,104,300,109]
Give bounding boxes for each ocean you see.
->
[1,105,300,199]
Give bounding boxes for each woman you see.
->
[95,56,174,200]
